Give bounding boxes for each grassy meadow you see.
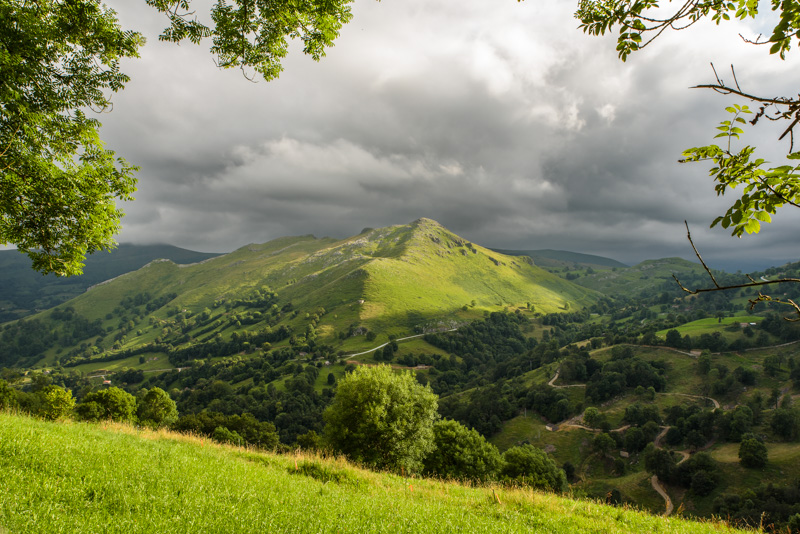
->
[0,412,752,534]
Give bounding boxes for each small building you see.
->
[102,380,112,386]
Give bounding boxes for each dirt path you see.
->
[650,475,673,515]
[547,369,586,388]
[668,393,720,409]
[343,328,457,360]
[650,426,692,516]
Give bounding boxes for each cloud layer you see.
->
[100,0,800,271]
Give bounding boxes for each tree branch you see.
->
[673,222,800,321]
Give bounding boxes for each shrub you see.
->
[500,445,567,492]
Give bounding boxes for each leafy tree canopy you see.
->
[323,365,438,473]
[1,0,354,275]
[574,0,800,239]
[76,386,137,422]
[136,387,178,428]
[422,419,502,482]
[500,444,567,492]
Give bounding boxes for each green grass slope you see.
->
[0,244,221,322]
[359,219,599,329]
[568,258,708,297]
[14,219,600,368]
[0,412,748,534]
[493,248,629,269]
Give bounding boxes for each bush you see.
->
[136,387,178,428]
[36,385,75,421]
[500,444,567,492]
[423,419,502,482]
[76,387,136,423]
[738,437,768,468]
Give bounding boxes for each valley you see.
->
[3,219,800,531]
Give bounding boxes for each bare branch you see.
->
[730,64,741,92]
[692,84,800,108]
[676,222,800,321]
[778,114,800,141]
[684,220,720,288]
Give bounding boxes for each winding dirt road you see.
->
[546,368,718,516]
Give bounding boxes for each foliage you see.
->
[770,407,800,440]
[593,432,616,455]
[0,0,141,275]
[681,106,800,238]
[738,436,768,468]
[643,444,676,481]
[0,0,363,275]
[76,387,137,423]
[500,444,567,492]
[173,411,278,449]
[136,387,178,428]
[422,419,502,482]
[575,0,800,269]
[35,385,75,421]
[715,482,800,531]
[0,379,18,410]
[323,365,438,473]
[146,0,354,81]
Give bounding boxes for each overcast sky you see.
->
[95,0,799,272]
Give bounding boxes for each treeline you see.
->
[137,353,331,444]
[169,326,292,364]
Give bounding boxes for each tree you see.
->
[136,387,178,428]
[697,353,712,376]
[500,444,567,492]
[2,0,354,275]
[690,470,717,496]
[422,419,502,482]
[36,385,75,421]
[643,444,676,481]
[738,436,768,468]
[665,329,682,348]
[593,432,616,456]
[76,386,137,422]
[583,406,602,428]
[770,408,799,441]
[0,380,18,410]
[323,365,438,473]
[624,426,647,453]
[1,0,141,275]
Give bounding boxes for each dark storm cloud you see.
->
[97,0,799,271]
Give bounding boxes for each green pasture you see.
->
[0,413,749,534]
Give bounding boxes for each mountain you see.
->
[2,218,599,369]
[566,257,713,297]
[0,244,221,322]
[492,248,628,269]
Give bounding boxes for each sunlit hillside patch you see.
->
[0,412,750,534]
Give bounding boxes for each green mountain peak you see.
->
[5,219,599,369]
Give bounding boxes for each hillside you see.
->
[0,412,747,534]
[493,248,629,270]
[0,244,221,322]
[1,218,599,369]
[563,258,711,297]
